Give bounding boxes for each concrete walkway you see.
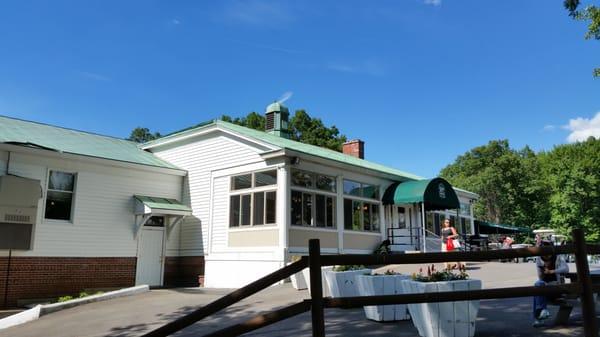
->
[1,262,598,337]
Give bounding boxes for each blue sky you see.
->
[0,0,598,177]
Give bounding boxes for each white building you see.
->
[0,103,477,306]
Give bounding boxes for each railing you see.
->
[387,226,423,250]
[143,228,599,337]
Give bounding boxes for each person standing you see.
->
[441,218,459,269]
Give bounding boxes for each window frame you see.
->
[43,168,78,224]
[290,169,337,229]
[229,169,278,228]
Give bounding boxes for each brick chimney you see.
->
[342,139,364,159]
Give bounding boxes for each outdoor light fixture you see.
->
[290,156,300,165]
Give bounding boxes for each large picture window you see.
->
[45,170,76,221]
[291,169,336,228]
[229,170,277,227]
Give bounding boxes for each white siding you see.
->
[210,176,229,252]
[151,133,267,256]
[0,151,183,257]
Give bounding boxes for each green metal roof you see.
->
[382,177,460,210]
[134,195,192,213]
[145,119,423,181]
[0,115,181,170]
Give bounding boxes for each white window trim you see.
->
[342,197,382,233]
[290,189,337,229]
[42,168,78,224]
[229,170,278,229]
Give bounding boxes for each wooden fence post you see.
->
[572,228,598,337]
[309,239,325,337]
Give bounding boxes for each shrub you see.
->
[332,265,367,272]
[57,295,74,302]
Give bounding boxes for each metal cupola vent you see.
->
[265,101,290,139]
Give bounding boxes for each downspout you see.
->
[3,152,11,308]
[421,203,427,253]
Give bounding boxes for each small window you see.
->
[265,191,277,224]
[362,184,379,199]
[145,216,165,227]
[302,193,312,226]
[45,170,76,221]
[291,191,302,225]
[343,180,361,196]
[316,175,336,192]
[255,170,277,187]
[253,192,265,225]
[232,174,252,190]
[291,170,313,188]
[240,194,251,226]
[230,196,240,227]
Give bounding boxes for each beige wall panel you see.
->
[343,232,382,251]
[289,228,338,249]
[228,229,279,247]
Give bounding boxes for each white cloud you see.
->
[543,125,556,131]
[172,19,181,25]
[565,111,600,143]
[423,0,442,6]
[79,71,110,82]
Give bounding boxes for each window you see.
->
[343,180,379,199]
[231,170,277,190]
[291,169,337,228]
[145,216,165,227]
[229,170,278,227]
[343,199,379,232]
[45,170,76,221]
[230,192,276,227]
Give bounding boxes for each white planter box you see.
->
[324,269,372,298]
[302,266,334,297]
[357,274,411,321]
[401,279,482,337]
[290,270,307,290]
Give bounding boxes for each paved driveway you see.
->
[1,262,598,337]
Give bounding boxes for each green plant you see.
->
[57,295,74,302]
[411,264,469,282]
[332,265,367,272]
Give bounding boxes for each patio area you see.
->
[1,261,598,337]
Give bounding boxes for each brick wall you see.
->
[0,257,136,308]
[164,256,205,287]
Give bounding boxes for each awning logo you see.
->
[438,183,446,199]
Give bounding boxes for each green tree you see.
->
[440,140,547,229]
[539,137,600,241]
[565,0,600,76]
[221,110,347,152]
[127,127,162,143]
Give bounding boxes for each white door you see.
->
[387,206,414,250]
[136,225,165,286]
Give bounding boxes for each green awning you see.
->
[475,220,532,235]
[382,178,460,211]
[134,195,192,216]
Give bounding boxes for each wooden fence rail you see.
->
[144,228,599,337]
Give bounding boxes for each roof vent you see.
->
[265,102,290,139]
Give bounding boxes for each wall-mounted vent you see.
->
[5,214,31,223]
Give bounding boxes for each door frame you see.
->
[135,224,167,287]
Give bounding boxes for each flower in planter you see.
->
[411,264,469,282]
[332,264,367,272]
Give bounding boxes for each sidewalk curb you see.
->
[0,305,41,330]
[0,285,149,330]
[40,285,150,315]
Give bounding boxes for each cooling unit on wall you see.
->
[0,175,42,250]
